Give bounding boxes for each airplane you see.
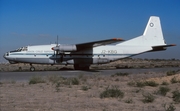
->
[3,16,176,71]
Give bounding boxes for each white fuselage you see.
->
[4,44,152,65]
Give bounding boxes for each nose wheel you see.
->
[30,64,35,71]
[30,67,35,71]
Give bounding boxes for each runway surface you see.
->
[0,67,180,82]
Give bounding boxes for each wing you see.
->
[76,38,124,51]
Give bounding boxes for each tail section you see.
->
[117,16,166,46]
[143,16,165,46]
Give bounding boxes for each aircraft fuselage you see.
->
[4,44,150,65]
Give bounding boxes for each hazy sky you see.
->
[0,0,180,62]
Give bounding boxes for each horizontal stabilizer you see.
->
[150,44,176,51]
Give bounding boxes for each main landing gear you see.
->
[30,64,35,71]
[74,64,90,70]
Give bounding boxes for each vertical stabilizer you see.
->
[143,16,165,46]
[117,16,166,46]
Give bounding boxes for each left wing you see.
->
[76,38,124,51]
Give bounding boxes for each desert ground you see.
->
[0,58,180,111]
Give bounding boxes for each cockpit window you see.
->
[21,46,28,51]
[10,46,28,52]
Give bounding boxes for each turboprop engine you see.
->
[52,44,77,52]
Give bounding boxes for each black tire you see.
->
[30,67,35,71]
[74,64,90,70]
[74,64,80,70]
[83,66,90,70]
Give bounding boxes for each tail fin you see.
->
[143,16,166,45]
[117,16,166,46]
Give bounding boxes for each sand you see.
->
[0,71,180,111]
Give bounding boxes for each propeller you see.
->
[51,35,64,63]
[56,35,59,56]
[57,36,64,62]
[52,35,59,64]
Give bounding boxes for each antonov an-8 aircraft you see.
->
[4,16,175,71]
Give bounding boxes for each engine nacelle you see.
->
[52,45,77,52]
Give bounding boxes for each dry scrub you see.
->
[0,71,180,111]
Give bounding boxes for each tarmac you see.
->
[0,67,180,82]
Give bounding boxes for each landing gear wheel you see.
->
[74,64,90,70]
[74,65,80,70]
[30,67,35,71]
[84,66,90,70]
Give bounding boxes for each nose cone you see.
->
[3,52,17,64]
[3,52,9,60]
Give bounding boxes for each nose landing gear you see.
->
[30,64,35,71]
